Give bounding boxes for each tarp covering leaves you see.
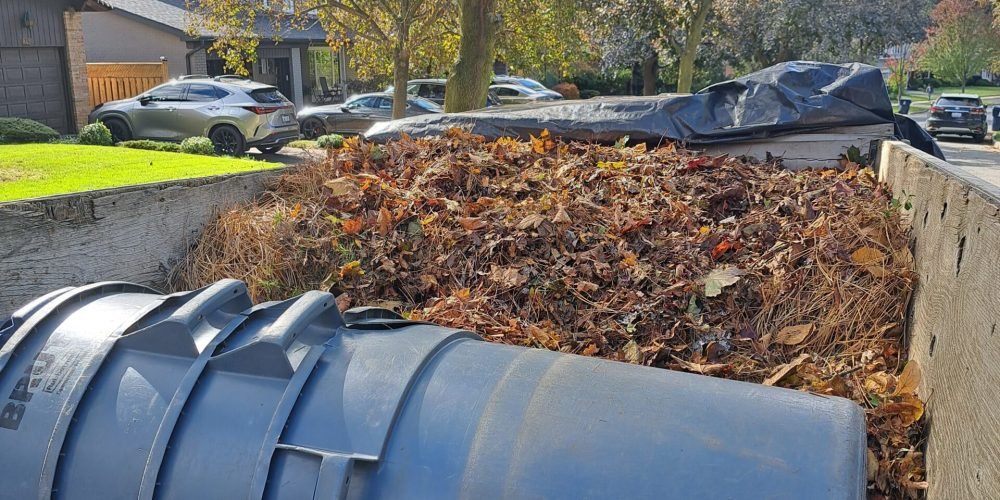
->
[173,130,923,498]
[365,61,895,145]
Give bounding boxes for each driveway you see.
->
[907,98,1000,188]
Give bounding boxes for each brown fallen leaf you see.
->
[517,213,547,230]
[894,360,921,396]
[377,207,393,235]
[671,355,729,375]
[864,371,892,395]
[880,395,924,427]
[528,324,560,350]
[852,247,886,266]
[335,293,351,312]
[703,266,745,297]
[866,448,879,483]
[289,202,302,219]
[458,217,487,231]
[763,353,810,386]
[575,280,599,293]
[552,205,572,224]
[774,323,814,346]
[581,344,600,356]
[324,177,360,198]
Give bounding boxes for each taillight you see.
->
[242,106,278,115]
[930,106,943,113]
[972,107,986,115]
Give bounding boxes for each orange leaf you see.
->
[377,207,393,235]
[530,129,555,154]
[289,202,302,219]
[342,218,364,235]
[581,344,600,356]
[711,239,734,260]
[454,287,470,301]
[458,217,487,231]
[851,247,886,266]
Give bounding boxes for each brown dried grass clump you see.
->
[172,130,924,498]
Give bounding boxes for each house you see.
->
[82,0,348,108]
[0,0,107,133]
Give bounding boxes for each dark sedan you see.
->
[297,93,442,138]
[926,93,988,142]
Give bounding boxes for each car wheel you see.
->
[929,132,937,137]
[210,125,246,156]
[301,118,326,139]
[258,145,283,155]
[973,133,985,143]
[101,117,131,143]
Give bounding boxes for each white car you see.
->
[489,84,563,105]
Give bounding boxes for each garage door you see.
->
[0,47,69,133]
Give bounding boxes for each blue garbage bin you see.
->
[992,105,999,132]
[898,98,912,115]
[0,281,868,499]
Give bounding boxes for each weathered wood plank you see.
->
[880,141,1000,499]
[0,170,283,318]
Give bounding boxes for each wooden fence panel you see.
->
[86,62,170,107]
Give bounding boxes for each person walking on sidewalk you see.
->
[926,85,934,101]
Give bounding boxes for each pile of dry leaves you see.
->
[173,130,925,498]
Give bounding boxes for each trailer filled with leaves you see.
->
[173,130,925,498]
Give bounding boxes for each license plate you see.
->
[951,112,963,118]
[281,115,291,123]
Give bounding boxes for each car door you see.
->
[172,83,224,138]
[339,96,377,133]
[130,84,188,140]
[494,86,520,105]
[373,97,394,121]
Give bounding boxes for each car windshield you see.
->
[250,88,289,104]
[516,79,548,91]
[409,96,443,112]
[936,97,982,107]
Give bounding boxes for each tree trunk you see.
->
[445,0,498,113]
[641,54,657,96]
[676,0,712,94]
[391,43,410,120]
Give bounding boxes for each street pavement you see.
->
[909,98,1000,188]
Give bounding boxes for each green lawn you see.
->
[0,144,282,202]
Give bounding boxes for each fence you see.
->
[86,62,170,107]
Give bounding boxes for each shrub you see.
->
[118,139,181,153]
[552,82,580,100]
[316,134,345,149]
[580,89,601,99]
[78,122,114,146]
[180,136,215,155]
[0,117,59,144]
[49,136,80,145]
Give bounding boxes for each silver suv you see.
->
[88,76,299,155]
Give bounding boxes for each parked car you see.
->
[297,92,442,138]
[88,76,298,156]
[492,76,564,100]
[926,93,989,142]
[389,79,503,108]
[489,84,563,105]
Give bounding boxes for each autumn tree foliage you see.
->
[189,0,455,119]
[712,0,931,73]
[920,0,1000,92]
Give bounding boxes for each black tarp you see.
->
[365,61,945,160]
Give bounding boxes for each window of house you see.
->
[307,47,342,101]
